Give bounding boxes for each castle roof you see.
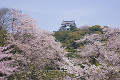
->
[61,20,75,25]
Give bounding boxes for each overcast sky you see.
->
[0,0,120,31]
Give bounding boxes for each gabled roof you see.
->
[61,20,75,25]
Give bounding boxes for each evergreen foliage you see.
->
[88,25,103,32]
[54,25,103,53]
[0,27,7,46]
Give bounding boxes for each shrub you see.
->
[88,25,102,32]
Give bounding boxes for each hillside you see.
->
[54,25,120,80]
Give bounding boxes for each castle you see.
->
[59,20,76,31]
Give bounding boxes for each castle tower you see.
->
[59,20,76,31]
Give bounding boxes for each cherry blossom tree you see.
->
[0,46,18,80]
[3,9,68,79]
[72,27,120,80]
[79,24,90,31]
[0,9,67,79]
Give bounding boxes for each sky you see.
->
[0,0,120,31]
